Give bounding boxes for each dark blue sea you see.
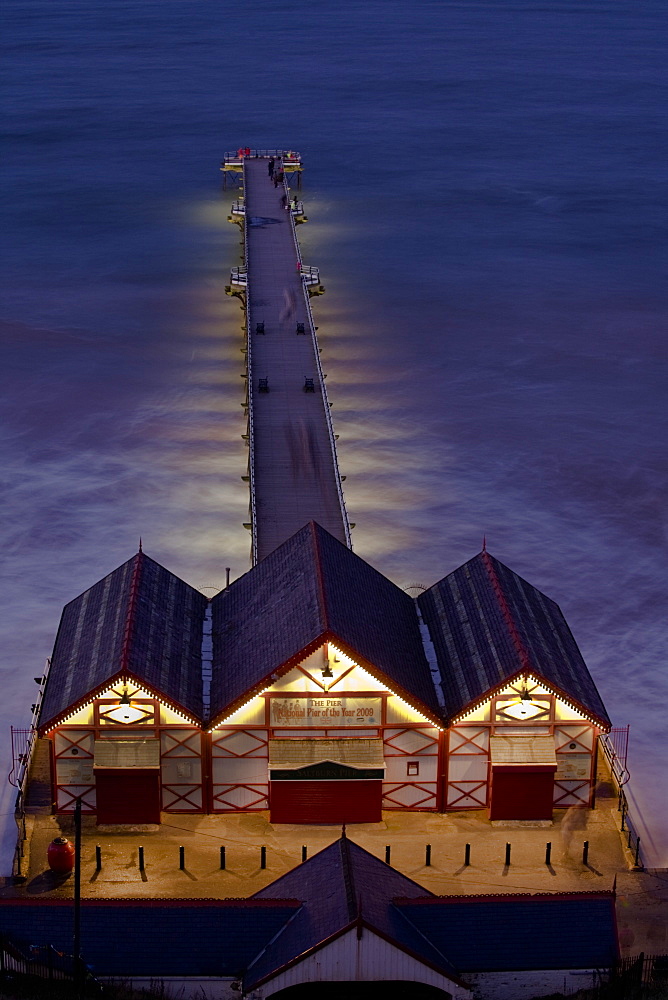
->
[1,0,666,866]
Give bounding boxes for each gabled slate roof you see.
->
[38,551,209,731]
[210,521,440,724]
[397,893,618,971]
[247,835,458,989]
[0,899,300,977]
[417,550,610,725]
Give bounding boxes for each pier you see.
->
[224,151,350,563]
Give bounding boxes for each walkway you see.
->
[240,155,350,563]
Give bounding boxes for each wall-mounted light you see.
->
[105,688,146,725]
[504,685,542,721]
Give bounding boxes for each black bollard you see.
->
[505,843,511,866]
[301,845,307,863]
[95,845,102,870]
[582,841,589,865]
[385,845,391,865]
[138,846,145,871]
[545,842,552,866]
[260,845,266,870]
[425,844,432,867]
[220,845,226,870]
[179,846,185,870]
[464,843,471,867]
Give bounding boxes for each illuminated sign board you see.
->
[270,696,382,727]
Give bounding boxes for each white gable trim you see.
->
[259,926,470,998]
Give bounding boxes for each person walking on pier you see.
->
[274,168,285,189]
[268,156,275,179]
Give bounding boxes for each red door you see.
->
[270,780,382,824]
[94,768,161,824]
[489,766,556,821]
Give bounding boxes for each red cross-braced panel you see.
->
[160,730,202,757]
[56,785,96,812]
[54,730,94,758]
[446,780,488,809]
[212,784,268,811]
[212,729,268,758]
[449,726,489,754]
[553,779,591,806]
[160,730,203,811]
[162,784,202,811]
[382,783,437,809]
[383,728,438,756]
[554,725,593,753]
[54,730,95,810]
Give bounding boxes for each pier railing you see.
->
[8,658,51,878]
[222,150,302,167]
[242,159,259,565]
[285,186,352,550]
[598,726,644,868]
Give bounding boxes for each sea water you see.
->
[1,0,666,867]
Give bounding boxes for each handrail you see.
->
[242,159,259,566]
[285,182,352,550]
[598,729,644,868]
[222,149,302,164]
[9,657,51,876]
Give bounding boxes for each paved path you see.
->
[243,157,349,562]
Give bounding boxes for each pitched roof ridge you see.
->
[481,549,532,673]
[310,521,330,628]
[120,549,144,677]
[339,835,358,922]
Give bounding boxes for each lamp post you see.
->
[73,796,83,997]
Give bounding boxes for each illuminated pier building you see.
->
[36,152,611,829]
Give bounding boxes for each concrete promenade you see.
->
[242,156,349,562]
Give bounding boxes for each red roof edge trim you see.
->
[481,550,532,673]
[449,667,610,731]
[0,897,302,908]
[248,917,466,991]
[357,918,469,988]
[38,672,126,736]
[121,671,202,725]
[332,637,444,728]
[207,633,328,730]
[245,919,358,990]
[119,550,143,675]
[38,671,203,735]
[396,890,615,904]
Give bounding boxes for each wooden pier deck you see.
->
[231,154,350,563]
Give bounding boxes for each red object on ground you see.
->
[47,837,75,873]
[270,780,382,824]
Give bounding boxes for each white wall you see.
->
[260,927,470,998]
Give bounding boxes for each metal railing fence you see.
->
[241,158,259,566]
[286,195,352,550]
[8,657,51,877]
[598,726,643,868]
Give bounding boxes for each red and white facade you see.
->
[41,652,605,825]
[210,644,442,823]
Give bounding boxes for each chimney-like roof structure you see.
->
[210,521,440,726]
[38,551,208,732]
[418,550,610,726]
